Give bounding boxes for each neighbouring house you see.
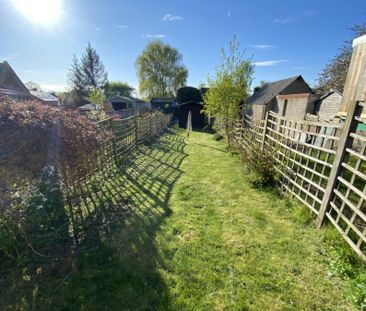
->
[30,90,60,106]
[0,61,32,100]
[246,75,317,120]
[150,97,176,113]
[313,89,342,120]
[178,101,205,129]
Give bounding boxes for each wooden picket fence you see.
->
[234,104,366,261]
[61,111,172,242]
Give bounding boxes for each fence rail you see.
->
[234,103,366,261]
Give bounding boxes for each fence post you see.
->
[149,114,152,139]
[316,34,366,228]
[109,119,118,165]
[135,115,139,147]
[261,111,269,150]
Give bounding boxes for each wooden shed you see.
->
[246,75,316,120]
[178,101,205,129]
[313,89,342,120]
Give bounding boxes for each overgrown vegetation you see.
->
[0,98,110,275]
[240,142,277,187]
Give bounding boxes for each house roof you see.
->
[247,75,308,106]
[0,61,30,95]
[30,90,59,103]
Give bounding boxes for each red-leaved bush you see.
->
[0,97,111,186]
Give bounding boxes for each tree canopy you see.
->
[135,40,188,99]
[67,42,108,106]
[105,81,134,98]
[176,86,203,104]
[316,21,366,94]
[204,36,253,145]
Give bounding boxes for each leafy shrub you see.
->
[0,97,111,262]
[0,97,111,186]
[0,166,69,262]
[240,142,277,187]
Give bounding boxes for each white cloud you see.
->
[273,16,296,24]
[228,9,231,18]
[253,60,288,66]
[162,14,184,21]
[142,34,167,39]
[116,25,128,29]
[246,44,275,49]
[95,27,102,31]
[273,10,318,24]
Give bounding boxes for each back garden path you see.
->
[43,129,353,310]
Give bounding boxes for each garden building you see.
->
[178,101,205,129]
[246,75,317,120]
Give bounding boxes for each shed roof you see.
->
[319,89,342,101]
[178,100,203,107]
[107,95,145,104]
[151,97,176,103]
[247,75,309,106]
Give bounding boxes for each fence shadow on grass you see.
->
[0,128,188,310]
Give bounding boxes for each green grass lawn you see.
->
[1,128,361,310]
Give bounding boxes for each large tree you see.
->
[204,36,253,146]
[135,40,188,99]
[67,42,108,106]
[316,22,366,94]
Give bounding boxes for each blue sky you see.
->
[0,0,365,93]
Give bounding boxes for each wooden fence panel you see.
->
[62,111,172,242]
[234,109,366,260]
[326,101,366,261]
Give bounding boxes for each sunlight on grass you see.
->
[1,128,360,310]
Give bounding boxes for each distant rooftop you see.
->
[30,90,59,103]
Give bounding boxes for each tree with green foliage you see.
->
[316,21,366,94]
[105,81,134,98]
[87,88,107,120]
[204,36,253,146]
[135,40,188,99]
[67,42,108,106]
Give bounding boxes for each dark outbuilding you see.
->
[178,101,205,129]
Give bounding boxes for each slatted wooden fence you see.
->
[235,107,366,261]
[62,111,172,242]
[235,33,366,261]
